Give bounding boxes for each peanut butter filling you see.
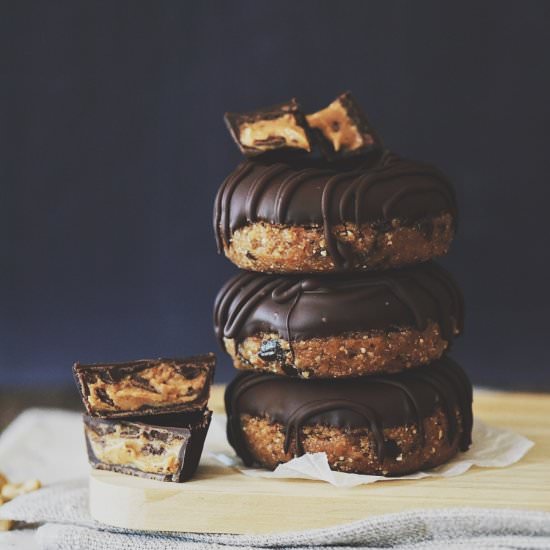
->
[239,114,311,151]
[87,363,207,412]
[85,425,183,475]
[307,100,369,152]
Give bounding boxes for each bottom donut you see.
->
[225,357,472,476]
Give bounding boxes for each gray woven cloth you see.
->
[1,480,550,549]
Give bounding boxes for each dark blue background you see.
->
[2,1,549,389]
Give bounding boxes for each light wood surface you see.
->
[89,386,550,534]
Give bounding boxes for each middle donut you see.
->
[214,262,463,378]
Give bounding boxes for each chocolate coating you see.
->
[214,262,463,347]
[214,151,456,268]
[225,357,472,466]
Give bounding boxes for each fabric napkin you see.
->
[3,485,550,550]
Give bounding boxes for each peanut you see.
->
[0,519,13,532]
[1,478,41,502]
[0,473,41,531]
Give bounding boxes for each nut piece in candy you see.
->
[225,99,313,157]
[307,92,382,159]
[0,473,8,490]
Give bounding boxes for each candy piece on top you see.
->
[225,99,313,157]
[307,91,382,159]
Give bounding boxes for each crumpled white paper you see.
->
[208,417,534,488]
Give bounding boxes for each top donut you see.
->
[215,93,457,273]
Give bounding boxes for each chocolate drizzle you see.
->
[214,162,254,253]
[213,152,457,268]
[213,262,464,350]
[225,357,473,466]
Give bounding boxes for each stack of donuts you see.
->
[214,93,472,476]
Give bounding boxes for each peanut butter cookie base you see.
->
[239,406,462,476]
[224,322,450,378]
[223,212,454,273]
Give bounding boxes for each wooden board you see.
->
[89,386,550,534]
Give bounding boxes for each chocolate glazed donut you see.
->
[214,151,457,273]
[225,356,473,475]
[214,262,464,378]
